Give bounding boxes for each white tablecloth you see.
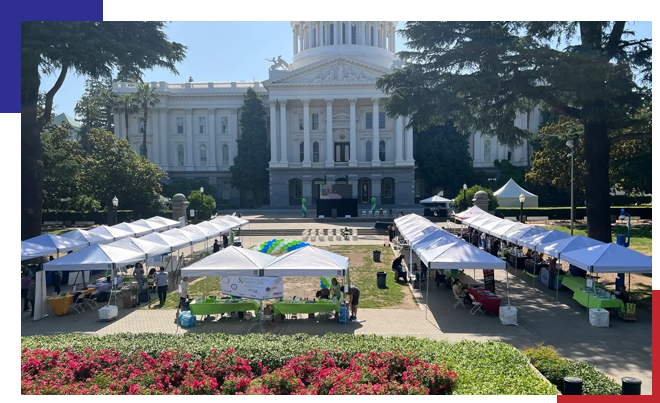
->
[499,306,518,326]
[589,308,610,327]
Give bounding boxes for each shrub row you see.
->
[523,346,621,395]
[538,195,651,207]
[496,207,651,220]
[20,333,557,395]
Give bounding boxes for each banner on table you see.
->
[483,269,495,292]
[220,276,284,300]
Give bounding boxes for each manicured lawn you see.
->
[545,224,652,256]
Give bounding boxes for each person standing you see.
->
[156,267,168,306]
[178,277,190,309]
[212,239,221,253]
[51,270,61,295]
[222,234,229,249]
[134,263,145,293]
[388,224,395,244]
[21,272,31,311]
[346,284,360,320]
[27,277,36,317]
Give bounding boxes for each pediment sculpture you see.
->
[310,61,373,83]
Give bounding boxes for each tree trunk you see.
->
[21,61,44,241]
[583,121,612,243]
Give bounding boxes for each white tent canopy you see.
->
[263,246,349,277]
[24,233,88,254]
[181,246,275,277]
[394,214,425,227]
[419,241,508,270]
[505,225,546,244]
[561,243,652,273]
[462,213,494,227]
[147,216,181,230]
[210,217,241,230]
[180,224,214,240]
[519,229,571,250]
[21,241,57,261]
[413,233,461,255]
[89,225,133,241]
[112,222,153,237]
[493,179,539,207]
[109,237,172,258]
[61,229,113,246]
[536,235,605,259]
[454,205,487,221]
[131,219,170,232]
[489,220,524,239]
[140,232,192,252]
[219,215,249,227]
[420,195,452,205]
[407,226,447,246]
[42,244,145,271]
[196,221,231,237]
[163,228,207,245]
[473,217,505,233]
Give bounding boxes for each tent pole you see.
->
[425,263,429,321]
[555,260,559,303]
[506,270,510,306]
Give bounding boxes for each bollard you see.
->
[621,377,642,395]
[563,377,583,395]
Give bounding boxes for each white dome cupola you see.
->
[290,21,397,70]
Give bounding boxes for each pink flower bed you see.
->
[21,348,457,395]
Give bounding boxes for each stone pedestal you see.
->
[171,193,190,223]
[472,190,490,212]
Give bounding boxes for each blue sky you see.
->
[43,21,652,118]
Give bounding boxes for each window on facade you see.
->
[351,23,357,44]
[366,140,372,160]
[221,181,231,200]
[176,117,184,134]
[379,140,386,161]
[200,144,207,166]
[139,118,146,134]
[299,115,304,130]
[383,178,393,198]
[342,23,346,44]
[333,143,349,162]
[293,180,302,199]
[366,112,373,129]
[335,144,341,162]
[222,144,229,165]
[379,112,386,129]
[300,142,304,163]
[484,139,492,163]
[507,149,512,161]
[330,24,334,45]
[198,117,205,134]
[221,116,228,134]
[312,113,319,130]
[177,145,184,166]
[371,26,374,46]
[312,141,319,162]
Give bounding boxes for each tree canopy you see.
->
[188,190,217,219]
[452,185,499,212]
[377,21,651,242]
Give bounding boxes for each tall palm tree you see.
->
[114,94,139,141]
[134,83,160,158]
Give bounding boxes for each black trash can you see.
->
[373,250,381,262]
[377,271,387,288]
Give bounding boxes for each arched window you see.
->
[312,141,319,162]
[370,26,374,46]
[379,140,386,161]
[292,179,303,200]
[222,144,229,165]
[313,28,317,47]
[200,144,207,166]
[221,180,231,200]
[342,23,346,44]
[484,139,491,163]
[329,23,334,45]
[366,140,372,161]
[299,142,304,163]
[382,178,394,199]
[177,145,184,166]
[351,23,357,44]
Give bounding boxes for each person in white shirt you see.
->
[178,277,190,309]
[156,267,168,306]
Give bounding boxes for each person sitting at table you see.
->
[452,279,470,304]
[329,278,343,297]
[615,285,631,304]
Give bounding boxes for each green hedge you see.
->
[21,333,557,395]
[523,346,620,395]
[496,207,651,220]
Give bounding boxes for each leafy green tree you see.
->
[41,123,85,211]
[74,94,102,151]
[21,21,186,239]
[230,87,269,207]
[162,178,216,199]
[134,82,160,157]
[452,185,499,212]
[493,159,527,189]
[80,129,168,224]
[188,190,216,220]
[413,123,475,197]
[114,94,140,140]
[376,21,651,242]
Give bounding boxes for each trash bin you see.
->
[331,208,338,219]
[377,271,387,288]
[373,250,381,262]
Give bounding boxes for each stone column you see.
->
[302,99,311,167]
[359,22,365,45]
[185,109,194,170]
[160,109,169,168]
[395,116,404,163]
[269,100,278,164]
[335,21,340,45]
[347,21,352,44]
[293,27,298,54]
[405,116,414,162]
[349,98,357,167]
[392,22,396,52]
[113,112,121,139]
[325,99,334,167]
[230,108,239,162]
[279,100,288,164]
[152,108,160,164]
[208,108,217,170]
[371,98,380,167]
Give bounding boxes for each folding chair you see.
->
[469,293,484,315]
[374,211,380,218]
[70,293,86,314]
[85,290,99,309]
[452,289,466,309]
[362,210,367,217]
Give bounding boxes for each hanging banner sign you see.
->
[483,269,495,292]
[220,276,284,300]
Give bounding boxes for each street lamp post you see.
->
[199,187,204,221]
[488,177,497,189]
[462,183,468,210]
[112,196,118,225]
[566,139,575,235]
[519,194,526,224]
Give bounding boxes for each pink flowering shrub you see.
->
[21,348,457,395]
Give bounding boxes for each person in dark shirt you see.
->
[616,285,631,304]
[212,239,220,253]
[491,240,500,257]
[391,254,407,283]
[223,235,229,248]
[346,284,360,320]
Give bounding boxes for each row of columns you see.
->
[269,98,413,166]
[293,21,396,54]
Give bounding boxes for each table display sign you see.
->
[220,276,283,300]
[483,269,495,292]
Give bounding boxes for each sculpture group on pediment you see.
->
[311,62,373,83]
[266,55,291,71]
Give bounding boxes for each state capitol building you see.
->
[113,21,541,208]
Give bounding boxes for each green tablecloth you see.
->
[189,299,260,316]
[572,288,625,311]
[273,301,341,316]
[560,275,590,293]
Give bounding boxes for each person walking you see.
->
[212,239,221,253]
[156,267,168,306]
[21,271,31,311]
[346,284,360,320]
[27,277,36,317]
[388,224,395,244]
[134,263,145,293]
[178,277,190,309]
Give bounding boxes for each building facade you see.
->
[113,21,539,207]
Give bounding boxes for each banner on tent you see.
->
[220,276,284,300]
[483,269,495,292]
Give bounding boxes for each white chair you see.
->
[452,289,466,309]
[469,293,484,315]
[368,211,373,217]
[374,211,380,218]
[352,229,358,241]
[85,289,99,310]
[70,293,86,314]
[362,211,367,217]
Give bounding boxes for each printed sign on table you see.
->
[483,269,495,292]
[220,276,284,300]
